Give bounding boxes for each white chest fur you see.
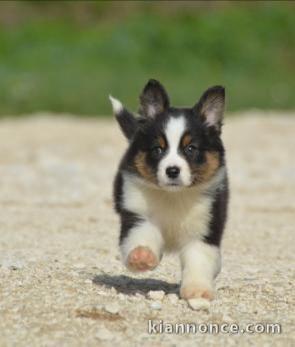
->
[122,173,220,250]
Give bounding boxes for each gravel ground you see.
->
[0,113,294,347]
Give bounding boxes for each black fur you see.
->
[119,210,143,244]
[139,79,170,117]
[113,172,144,244]
[115,108,137,141]
[204,174,229,246]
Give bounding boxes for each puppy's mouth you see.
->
[163,177,182,186]
[167,181,180,186]
[159,179,189,190]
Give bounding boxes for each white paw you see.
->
[126,246,159,272]
[180,282,214,301]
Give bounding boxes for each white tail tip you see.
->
[109,95,123,114]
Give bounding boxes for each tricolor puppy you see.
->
[110,79,229,301]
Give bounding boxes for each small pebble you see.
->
[104,303,120,314]
[150,301,162,310]
[97,290,108,296]
[84,279,92,284]
[147,290,165,301]
[167,293,179,304]
[117,293,125,300]
[110,287,117,294]
[188,298,210,311]
[95,327,114,340]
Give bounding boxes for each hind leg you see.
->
[120,220,164,272]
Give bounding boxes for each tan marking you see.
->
[158,136,166,149]
[182,133,192,148]
[192,151,220,184]
[134,151,157,183]
[205,152,220,178]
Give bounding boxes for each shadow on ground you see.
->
[93,274,179,295]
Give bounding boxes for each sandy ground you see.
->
[0,113,294,347]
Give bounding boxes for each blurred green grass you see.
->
[0,2,294,116]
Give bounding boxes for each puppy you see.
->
[110,79,229,301]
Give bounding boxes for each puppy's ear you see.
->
[194,86,225,132]
[109,95,137,141]
[139,79,169,118]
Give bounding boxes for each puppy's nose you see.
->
[166,166,180,179]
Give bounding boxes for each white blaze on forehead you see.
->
[165,116,186,150]
[157,116,192,187]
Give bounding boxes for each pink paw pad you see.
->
[127,246,158,272]
[180,285,214,301]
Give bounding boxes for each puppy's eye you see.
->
[184,144,198,156]
[151,146,163,157]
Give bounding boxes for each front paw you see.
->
[126,246,159,272]
[180,282,214,301]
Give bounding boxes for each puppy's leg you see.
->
[120,220,164,272]
[179,240,221,301]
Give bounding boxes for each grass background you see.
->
[0,1,294,116]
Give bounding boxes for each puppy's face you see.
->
[111,80,225,190]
